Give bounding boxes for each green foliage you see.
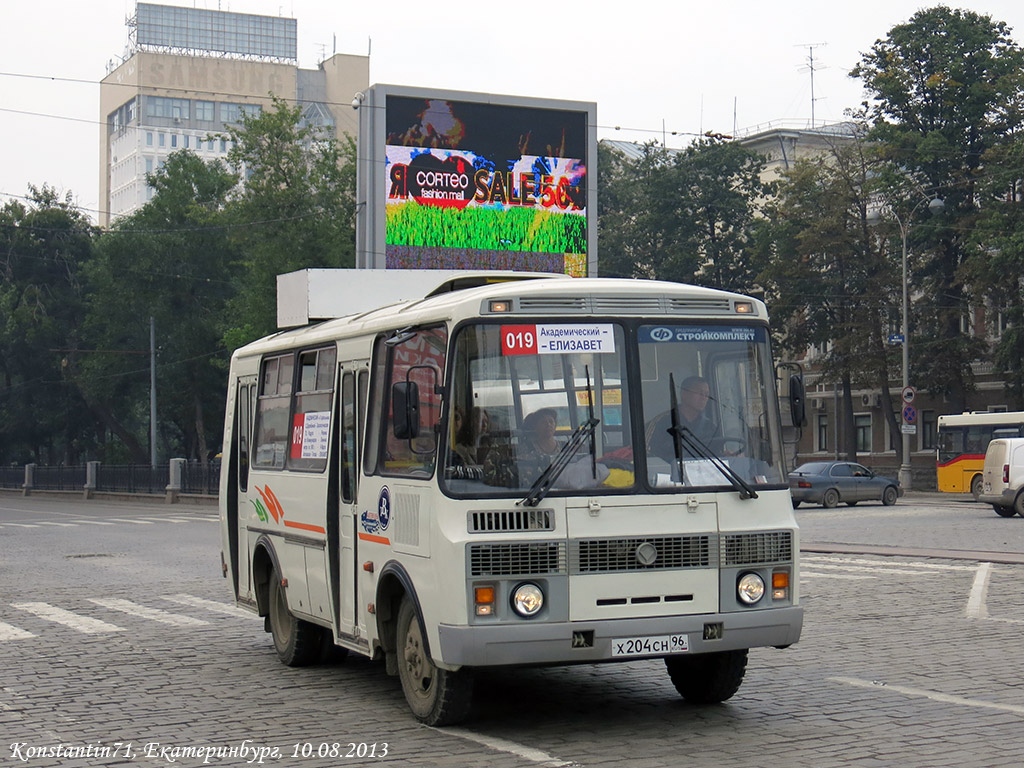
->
[853,5,1024,409]
[0,187,96,463]
[597,138,769,292]
[222,97,357,347]
[386,202,585,253]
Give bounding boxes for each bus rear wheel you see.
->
[665,649,747,704]
[396,597,473,726]
[971,474,984,501]
[268,570,319,666]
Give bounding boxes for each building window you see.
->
[921,410,937,451]
[146,132,153,146]
[208,138,215,151]
[220,103,242,123]
[171,134,177,148]
[147,96,190,120]
[158,133,165,147]
[817,415,828,453]
[145,157,153,174]
[184,135,190,149]
[194,100,215,121]
[220,138,227,153]
[855,414,872,453]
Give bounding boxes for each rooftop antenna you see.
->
[796,42,827,128]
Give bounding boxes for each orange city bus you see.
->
[936,411,1024,498]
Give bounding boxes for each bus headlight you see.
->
[511,583,544,617]
[737,573,766,605]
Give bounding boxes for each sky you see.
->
[4,0,1024,223]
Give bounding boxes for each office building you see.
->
[100,2,368,226]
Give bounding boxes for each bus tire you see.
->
[396,597,473,726]
[971,474,984,501]
[822,488,840,508]
[994,504,1016,518]
[665,649,747,704]
[268,570,319,667]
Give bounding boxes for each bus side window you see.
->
[253,354,293,469]
[341,372,356,502]
[237,384,250,491]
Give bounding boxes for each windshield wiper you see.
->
[520,366,600,508]
[519,415,599,507]
[666,373,758,500]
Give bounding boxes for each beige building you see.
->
[99,3,368,226]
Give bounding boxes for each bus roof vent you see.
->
[518,296,588,313]
[667,297,734,315]
[591,296,666,314]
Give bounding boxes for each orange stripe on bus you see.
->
[936,454,985,468]
[358,533,391,545]
[283,520,327,534]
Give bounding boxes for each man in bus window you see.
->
[648,376,721,460]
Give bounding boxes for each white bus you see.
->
[219,272,803,725]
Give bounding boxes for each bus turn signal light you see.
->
[475,586,495,616]
[772,571,789,601]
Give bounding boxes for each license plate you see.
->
[611,633,689,657]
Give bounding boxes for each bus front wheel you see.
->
[268,569,319,667]
[665,649,747,704]
[396,597,473,726]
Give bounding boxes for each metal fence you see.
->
[96,464,170,495]
[33,464,87,491]
[0,465,24,489]
[182,460,221,495]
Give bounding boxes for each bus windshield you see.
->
[442,321,785,497]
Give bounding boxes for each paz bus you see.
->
[218,272,804,725]
[936,411,1024,498]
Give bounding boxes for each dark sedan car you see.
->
[789,461,902,508]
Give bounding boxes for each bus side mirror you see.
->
[392,381,420,439]
[789,374,806,428]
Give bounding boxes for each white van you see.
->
[978,437,1024,517]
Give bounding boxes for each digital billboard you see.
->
[357,86,596,277]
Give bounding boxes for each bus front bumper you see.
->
[436,606,803,667]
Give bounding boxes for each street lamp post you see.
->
[873,196,944,492]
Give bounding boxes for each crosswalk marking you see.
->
[11,602,125,634]
[68,520,115,526]
[161,594,251,618]
[34,521,77,527]
[0,621,35,641]
[89,598,210,627]
[2,523,39,528]
[105,518,154,525]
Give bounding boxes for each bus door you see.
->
[232,375,258,601]
[336,364,369,639]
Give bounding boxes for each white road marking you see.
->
[105,518,154,524]
[830,676,1024,716]
[438,727,576,767]
[800,571,874,580]
[89,598,210,626]
[11,602,125,634]
[34,521,76,527]
[161,594,251,618]
[966,562,993,620]
[1,523,39,528]
[799,563,938,575]
[0,621,35,641]
[803,556,975,571]
[68,520,115,526]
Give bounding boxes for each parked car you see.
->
[788,461,902,508]
[978,437,1024,518]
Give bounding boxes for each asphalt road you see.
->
[2,491,1023,768]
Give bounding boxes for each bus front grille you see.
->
[570,536,713,573]
[468,542,567,576]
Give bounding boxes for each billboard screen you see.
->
[380,94,592,277]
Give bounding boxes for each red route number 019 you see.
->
[501,325,539,355]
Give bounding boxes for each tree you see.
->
[222,97,358,349]
[598,138,768,291]
[0,187,96,464]
[852,6,1024,411]
[763,127,904,461]
[84,151,238,462]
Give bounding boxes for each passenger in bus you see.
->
[446,406,484,481]
[648,375,721,460]
[483,408,561,487]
